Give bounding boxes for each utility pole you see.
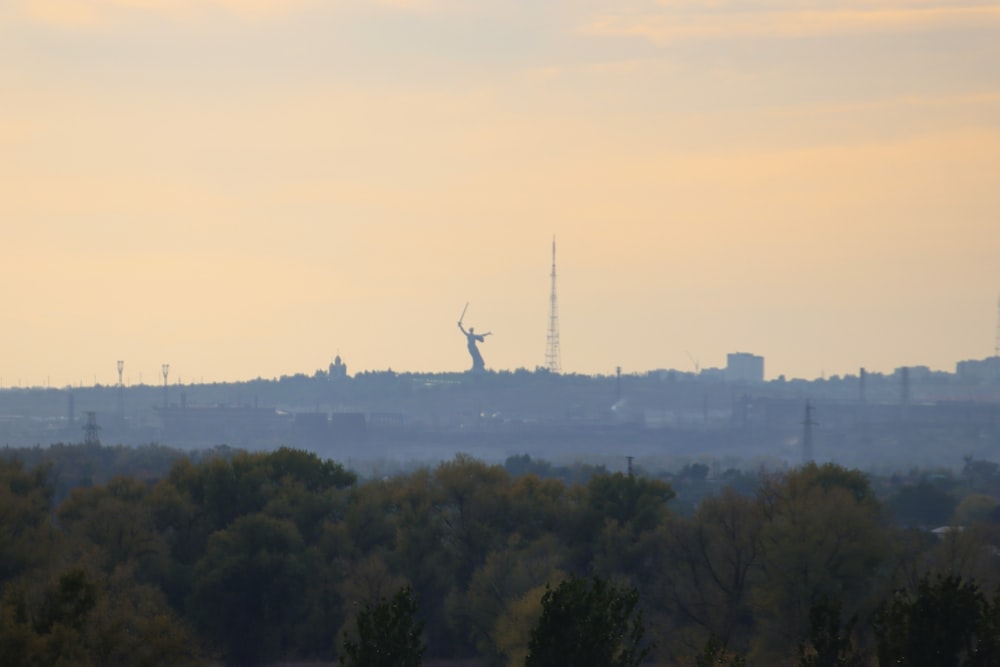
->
[117,360,125,421]
[802,400,817,464]
[162,363,170,409]
[900,366,910,421]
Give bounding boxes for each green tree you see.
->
[383,468,457,656]
[797,596,866,667]
[340,585,425,667]
[695,635,747,667]
[873,573,984,667]
[524,575,651,667]
[754,463,890,661]
[888,480,957,528]
[0,459,55,583]
[190,514,307,666]
[576,473,675,582]
[584,472,675,536]
[658,487,763,655]
[447,535,565,663]
[0,569,97,667]
[0,566,197,667]
[56,476,166,574]
[433,454,513,583]
[954,493,999,526]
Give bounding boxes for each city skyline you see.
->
[2,1,999,386]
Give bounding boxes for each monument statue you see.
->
[457,304,491,372]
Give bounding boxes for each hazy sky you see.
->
[3,0,999,386]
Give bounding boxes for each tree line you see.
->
[2,445,1000,666]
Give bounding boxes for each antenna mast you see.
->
[545,237,561,373]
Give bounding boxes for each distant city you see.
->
[2,349,999,473]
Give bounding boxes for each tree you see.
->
[575,473,675,581]
[753,464,890,661]
[954,493,999,526]
[433,454,513,583]
[695,635,747,667]
[56,476,166,574]
[658,487,763,654]
[190,514,307,666]
[446,535,565,663]
[0,569,97,667]
[0,459,55,583]
[888,480,957,528]
[583,473,675,536]
[873,573,984,667]
[524,575,651,667]
[797,596,866,667]
[340,585,425,667]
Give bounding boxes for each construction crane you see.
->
[685,351,700,373]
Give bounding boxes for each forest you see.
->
[2,443,1000,666]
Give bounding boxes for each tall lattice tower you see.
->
[545,237,562,373]
[83,411,101,447]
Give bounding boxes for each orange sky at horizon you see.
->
[2,0,999,387]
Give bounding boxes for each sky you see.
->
[2,0,999,387]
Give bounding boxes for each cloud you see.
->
[12,0,334,29]
[10,0,464,29]
[584,3,1000,42]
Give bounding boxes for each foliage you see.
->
[0,567,198,667]
[754,463,889,660]
[0,459,55,582]
[447,535,565,663]
[659,487,762,654]
[8,444,1000,666]
[953,493,999,526]
[873,573,990,667]
[797,596,866,667]
[190,514,308,666]
[340,585,425,667]
[695,635,747,667]
[524,575,651,667]
[888,480,957,528]
[584,472,675,535]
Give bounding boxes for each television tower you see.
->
[545,237,561,373]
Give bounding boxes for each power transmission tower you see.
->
[162,363,170,408]
[83,411,101,446]
[545,237,561,373]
